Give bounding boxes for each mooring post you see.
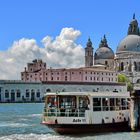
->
[130,92,138,131]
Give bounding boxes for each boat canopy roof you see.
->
[44,91,130,98]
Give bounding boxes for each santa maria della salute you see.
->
[0,14,140,103]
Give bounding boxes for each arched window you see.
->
[134,62,137,71]
[46,89,51,92]
[11,89,15,93]
[139,62,140,71]
[137,79,140,83]
[36,89,40,98]
[62,89,65,92]
[105,61,108,65]
[121,62,124,71]
[5,90,9,98]
[17,89,21,98]
[26,89,30,97]
[31,89,35,101]
[65,76,67,81]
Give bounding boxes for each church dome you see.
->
[94,35,114,59]
[117,14,140,53]
[117,35,140,52]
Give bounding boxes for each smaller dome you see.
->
[95,35,114,59]
[95,47,114,59]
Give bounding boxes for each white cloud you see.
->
[0,27,84,80]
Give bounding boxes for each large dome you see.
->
[117,14,140,53]
[117,35,140,52]
[94,35,114,59]
[95,47,114,59]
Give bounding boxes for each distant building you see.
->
[0,80,127,103]
[21,59,117,83]
[115,14,140,91]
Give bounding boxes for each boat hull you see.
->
[42,121,130,134]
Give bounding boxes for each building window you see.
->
[36,90,40,98]
[57,72,59,75]
[72,72,74,74]
[90,77,92,80]
[85,76,87,80]
[26,89,30,97]
[46,89,51,92]
[17,90,21,98]
[57,77,59,80]
[105,61,108,65]
[121,62,124,71]
[5,90,9,98]
[134,62,137,71]
[79,72,81,74]
[65,72,67,75]
[51,77,53,80]
[46,73,47,75]
[102,78,103,81]
[65,76,67,81]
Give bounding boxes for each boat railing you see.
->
[43,108,86,117]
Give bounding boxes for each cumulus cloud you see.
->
[0,27,84,80]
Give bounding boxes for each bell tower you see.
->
[85,37,94,67]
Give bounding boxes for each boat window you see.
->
[121,98,127,110]
[79,96,89,109]
[93,98,101,111]
[116,98,121,110]
[110,98,115,110]
[102,98,109,111]
[59,96,76,109]
[46,96,58,109]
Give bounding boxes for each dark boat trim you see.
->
[42,122,130,134]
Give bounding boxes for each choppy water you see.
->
[0,103,140,140]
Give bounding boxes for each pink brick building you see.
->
[21,59,117,83]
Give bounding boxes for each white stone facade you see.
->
[115,51,140,90]
[0,80,127,103]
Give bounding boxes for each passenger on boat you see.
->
[60,99,65,116]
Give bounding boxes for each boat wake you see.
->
[0,133,76,140]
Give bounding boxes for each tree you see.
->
[118,73,133,91]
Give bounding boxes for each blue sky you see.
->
[0,0,140,52]
[0,0,140,79]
